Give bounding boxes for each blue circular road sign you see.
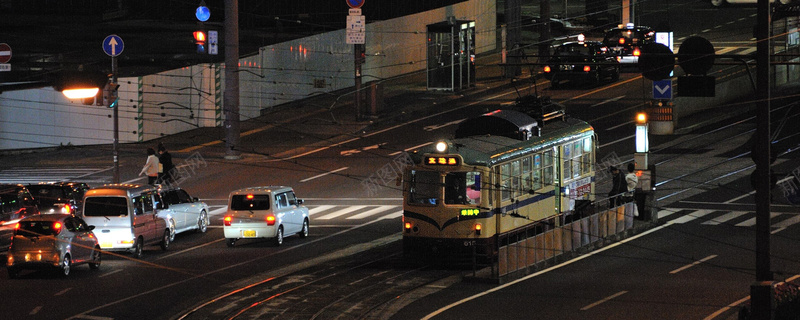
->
[102,35,124,57]
[346,0,365,9]
[196,6,210,21]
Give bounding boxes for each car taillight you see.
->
[223,216,232,226]
[266,215,276,226]
[543,66,551,73]
[583,65,591,72]
[13,223,19,230]
[618,38,625,45]
[62,204,71,214]
[53,222,63,234]
[633,48,641,56]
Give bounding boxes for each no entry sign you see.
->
[0,43,11,63]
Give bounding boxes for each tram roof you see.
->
[412,117,593,167]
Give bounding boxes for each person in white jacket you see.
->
[625,162,638,200]
[139,147,160,185]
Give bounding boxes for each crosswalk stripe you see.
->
[716,47,740,55]
[702,211,748,225]
[316,205,368,220]
[346,205,396,219]
[308,205,336,216]
[671,210,714,224]
[379,210,404,220]
[209,206,228,216]
[739,47,757,55]
[771,214,800,229]
[658,208,682,219]
[734,212,781,227]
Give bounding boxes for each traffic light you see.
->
[103,82,119,108]
[193,30,207,54]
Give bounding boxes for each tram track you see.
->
[176,242,460,320]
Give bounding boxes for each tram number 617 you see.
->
[463,240,477,247]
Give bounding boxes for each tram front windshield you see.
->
[408,170,481,206]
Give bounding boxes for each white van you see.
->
[82,184,172,258]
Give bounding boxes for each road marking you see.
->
[309,205,336,215]
[99,269,124,278]
[300,167,348,183]
[156,238,225,261]
[316,205,368,220]
[208,206,228,216]
[55,288,72,296]
[670,255,717,274]
[580,291,628,311]
[702,211,748,225]
[423,119,465,131]
[671,210,714,224]
[30,306,42,315]
[598,134,635,148]
[380,210,404,220]
[591,95,625,107]
[658,208,681,219]
[389,142,433,156]
[347,205,396,219]
[422,224,670,320]
[606,120,633,131]
[735,212,781,227]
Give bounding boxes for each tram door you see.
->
[426,19,476,91]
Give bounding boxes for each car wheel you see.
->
[7,267,18,279]
[299,219,309,238]
[169,219,176,242]
[197,210,208,233]
[226,238,236,247]
[60,255,71,277]
[131,237,144,259]
[710,0,726,7]
[160,229,171,251]
[273,226,284,246]
[89,246,101,270]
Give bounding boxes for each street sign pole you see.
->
[112,55,120,183]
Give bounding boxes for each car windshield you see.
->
[84,196,128,217]
[28,186,68,207]
[17,220,60,237]
[231,194,270,211]
[555,44,594,56]
[604,29,652,47]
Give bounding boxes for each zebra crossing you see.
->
[660,207,800,232]
[206,204,403,221]
[0,167,111,184]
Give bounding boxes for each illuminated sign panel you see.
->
[424,156,460,166]
[460,208,480,216]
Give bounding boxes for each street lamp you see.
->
[635,112,648,169]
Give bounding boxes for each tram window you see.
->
[522,156,532,192]
[445,172,467,205]
[582,137,593,174]
[563,143,572,181]
[501,163,511,201]
[466,171,481,205]
[511,160,520,199]
[533,153,542,190]
[573,141,583,179]
[543,150,554,186]
[408,170,439,205]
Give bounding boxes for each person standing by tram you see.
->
[608,166,626,208]
[624,162,639,217]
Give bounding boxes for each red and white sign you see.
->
[0,43,11,63]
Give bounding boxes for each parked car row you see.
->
[3,183,310,278]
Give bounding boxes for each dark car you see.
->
[27,182,90,216]
[0,184,41,252]
[543,41,620,88]
[602,24,655,64]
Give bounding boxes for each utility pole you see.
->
[504,0,521,78]
[223,0,241,160]
[751,0,773,318]
[538,0,551,69]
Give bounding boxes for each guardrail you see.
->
[482,201,642,281]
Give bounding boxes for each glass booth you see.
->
[427,19,476,91]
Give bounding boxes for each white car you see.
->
[223,186,309,247]
[159,187,210,241]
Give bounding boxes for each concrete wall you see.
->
[0,0,496,150]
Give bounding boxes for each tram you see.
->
[401,106,596,260]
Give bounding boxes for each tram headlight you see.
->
[404,222,412,233]
[435,141,448,153]
[474,223,482,235]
